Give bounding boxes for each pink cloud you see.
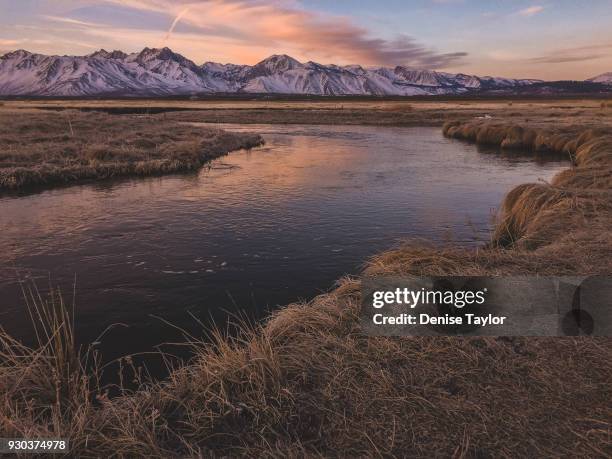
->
[518,5,544,17]
[106,0,467,68]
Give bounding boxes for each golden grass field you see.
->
[0,110,262,190]
[1,99,611,457]
[3,97,612,128]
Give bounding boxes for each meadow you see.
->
[0,109,262,190]
[0,98,611,457]
[1,97,611,191]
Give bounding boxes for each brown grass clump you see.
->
[0,110,263,191]
[492,183,569,247]
[442,120,612,253]
[499,125,524,148]
[475,125,508,145]
[575,138,612,166]
[552,165,612,189]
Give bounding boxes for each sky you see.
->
[1,0,611,80]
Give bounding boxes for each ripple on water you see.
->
[0,124,569,357]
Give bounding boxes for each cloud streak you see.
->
[102,0,467,68]
[43,15,108,28]
[518,5,544,17]
[162,6,192,44]
[527,43,612,64]
[0,39,20,47]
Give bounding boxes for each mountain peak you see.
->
[588,72,612,84]
[128,46,199,71]
[89,49,127,60]
[392,67,454,87]
[256,54,302,72]
[136,47,184,61]
[2,49,32,59]
[266,54,299,61]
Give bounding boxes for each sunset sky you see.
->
[1,0,611,80]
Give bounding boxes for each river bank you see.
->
[0,110,263,191]
[2,98,610,191]
[1,110,611,456]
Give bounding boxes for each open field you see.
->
[3,97,612,127]
[1,100,611,457]
[0,110,262,190]
[2,98,611,192]
[2,97,611,192]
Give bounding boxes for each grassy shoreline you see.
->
[1,113,611,456]
[4,97,612,127]
[0,110,263,191]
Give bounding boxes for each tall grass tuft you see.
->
[441,120,612,257]
[0,282,98,448]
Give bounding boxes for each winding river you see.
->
[0,124,569,368]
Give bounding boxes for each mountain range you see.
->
[0,47,610,97]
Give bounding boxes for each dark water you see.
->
[0,124,568,368]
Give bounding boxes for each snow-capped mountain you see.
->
[588,72,612,85]
[0,47,543,96]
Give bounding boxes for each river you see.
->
[0,124,569,370]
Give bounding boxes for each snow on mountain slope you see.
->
[0,48,232,95]
[0,50,167,96]
[242,57,372,95]
[124,47,214,91]
[588,72,612,84]
[0,47,541,96]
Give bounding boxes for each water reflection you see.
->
[0,124,568,366]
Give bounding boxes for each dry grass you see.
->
[3,98,612,131]
[440,120,612,255]
[0,110,263,190]
[0,285,97,450]
[1,113,611,457]
[2,280,610,457]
